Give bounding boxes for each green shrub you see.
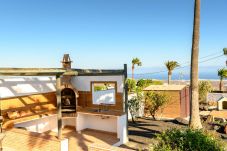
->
[199,81,212,102]
[126,78,137,93]
[137,79,153,89]
[137,79,163,90]
[144,92,169,120]
[154,128,225,151]
[150,80,163,85]
[223,48,227,55]
[128,94,142,123]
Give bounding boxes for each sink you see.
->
[99,110,109,113]
[88,109,99,112]
[87,108,108,113]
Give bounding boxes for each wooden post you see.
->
[0,96,2,133]
[124,64,128,135]
[56,75,62,139]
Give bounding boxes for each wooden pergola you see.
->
[0,65,129,139]
[0,68,78,139]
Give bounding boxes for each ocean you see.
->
[130,66,222,80]
[132,72,219,80]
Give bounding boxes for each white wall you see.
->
[60,138,69,151]
[0,76,56,99]
[61,139,69,151]
[77,113,118,133]
[115,114,128,145]
[14,114,58,133]
[62,117,76,127]
[14,114,76,133]
[218,98,227,110]
[71,76,124,93]
[76,112,128,146]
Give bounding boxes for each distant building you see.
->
[169,80,227,91]
[207,93,227,110]
[143,84,190,119]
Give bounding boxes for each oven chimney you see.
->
[62,54,72,70]
[61,54,77,114]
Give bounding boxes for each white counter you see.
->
[14,112,128,146]
[14,114,76,133]
[76,112,128,146]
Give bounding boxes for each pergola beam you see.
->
[73,69,124,76]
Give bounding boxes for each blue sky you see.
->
[0,0,226,74]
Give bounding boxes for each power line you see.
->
[199,54,223,63]
[135,54,224,76]
[177,51,223,66]
[200,51,223,59]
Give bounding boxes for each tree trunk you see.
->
[130,111,135,123]
[150,112,156,120]
[168,71,171,85]
[132,65,134,79]
[220,78,223,91]
[152,115,156,120]
[189,0,202,129]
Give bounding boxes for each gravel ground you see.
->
[120,117,186,151]
[120,117,227,151]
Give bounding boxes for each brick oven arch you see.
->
[61,88,77,113]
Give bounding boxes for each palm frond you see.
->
[165,61,180,71]
[132,58,142,66]
[218,68,227,78]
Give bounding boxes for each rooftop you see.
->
[207,93,227,102]
[144,84,187,91]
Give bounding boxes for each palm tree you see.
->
[223,48,227,55]
[218,68,227,91]
[165,61,180,84]
[132,58,142,79]
[189,0,202,129]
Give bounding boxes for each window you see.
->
[92,82,116,105]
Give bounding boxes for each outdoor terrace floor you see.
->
[1,127,119,151]
[48,126,120,151]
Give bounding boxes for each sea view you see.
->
[131,66,223,80]
[133,72,219,80]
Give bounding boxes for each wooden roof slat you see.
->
[0,68,78,76]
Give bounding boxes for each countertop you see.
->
[77,108,125,117]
